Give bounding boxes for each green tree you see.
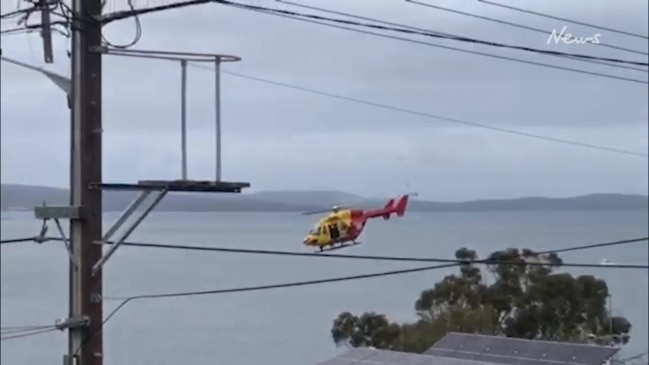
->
[331,247,632,352]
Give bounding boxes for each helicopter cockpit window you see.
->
[309,225,321,235]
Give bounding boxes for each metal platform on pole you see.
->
[72,47,249,275]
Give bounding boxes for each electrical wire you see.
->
[99,0,648,67]
[0,236,43,245]
[1,325,56,334]
[4,235,647,267]
[1,2,72,39]
[0,24,70,37]
[75,234,648,355]
[278,0,648,72]
[405,0,648,57]
[251,7,647,85]
[188,63,649,158]
[477,0,649,41]
[0,8,31,20]
[229,2,648,66]
[94,237,649,269]
[0,327,58,341]
[101,0,142,49]
[0,26,34,35]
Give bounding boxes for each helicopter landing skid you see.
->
[316,241,361,253]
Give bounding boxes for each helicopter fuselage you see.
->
[303,209,366,248]
[302,195,409,251]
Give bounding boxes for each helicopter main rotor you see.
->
[301,205,352,215]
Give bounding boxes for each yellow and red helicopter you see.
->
[302,194,411,252]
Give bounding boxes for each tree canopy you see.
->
[331,247,632,353]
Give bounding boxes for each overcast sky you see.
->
[1,0,648,201]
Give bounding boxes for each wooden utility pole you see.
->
[67,0,104,361]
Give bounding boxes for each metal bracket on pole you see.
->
[91,189,168,276]
[55,315,90,331]
[101,190,151,242]
[39,0,54,63]
[53,218,79,268]
[33,204,83,267]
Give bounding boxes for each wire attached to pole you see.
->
[73,235,648,355]
[91,238,649,269]
[98,0,648,67]
[0,327,58,341]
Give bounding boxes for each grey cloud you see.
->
[1,0,647,199]
[2,126,646,200]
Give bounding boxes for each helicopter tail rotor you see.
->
[381,195,409,220]
[395,195,409,217]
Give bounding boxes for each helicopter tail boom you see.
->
[367,194,409,220]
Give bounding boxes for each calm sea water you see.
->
[1,211,648,365]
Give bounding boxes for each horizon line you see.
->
[1,182,647,203]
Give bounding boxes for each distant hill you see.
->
[1,184,647,213]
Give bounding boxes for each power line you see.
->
[1,324,53,330]
[0,327,58,341]
[0,26,35,35]
[0,21,70,37]
[15,0,644,81]
[101,0,142,49]
[187,63,649,158]
[75,261,461,354]
[279,0,648,72]
[4,236,647,267]
[249,6,648,84]
[99,0,649,67]
[92,238,649,269]
[1,325,56,334]
[478,0,649,41]
[76,234,647,354]
[0,6,35,22]
[0,236,47,245]
[405,0,648,58]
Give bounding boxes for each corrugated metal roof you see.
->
[316,348,505,365]
[424,333,620,365]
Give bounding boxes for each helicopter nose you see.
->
[303,236,312,245]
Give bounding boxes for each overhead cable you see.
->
[0,21,69,37]
[99,0,648,67]
[0,26,35,36]
[278,0,648,72]
[0,9,29,19]
[1,325,57,334]
[4,235,647,268]
[94,238,649,269]
[101,0,142,49]
[247,7,647,84]
[220,1,649,67]
[0,236,41,245]
[0,236,53,245]
[405,0,648,57]
[0,327,58,341]
[477,0,649,41]
[76,234,648,355]
[189,63,649,158]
